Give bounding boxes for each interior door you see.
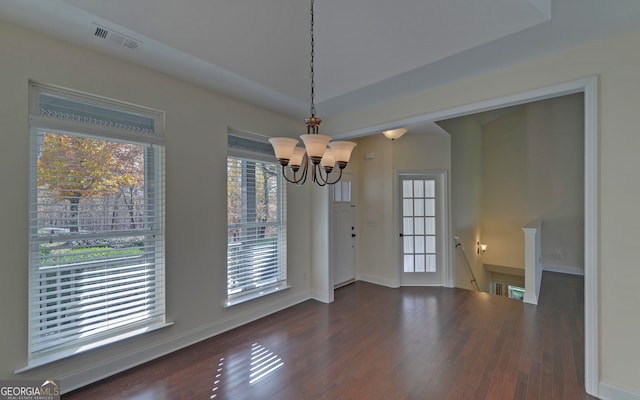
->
[399,173,445,286]
[332,173,356,287]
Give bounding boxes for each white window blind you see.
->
[227,133,286,304]
[28,84,165,362]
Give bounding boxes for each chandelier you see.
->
[269,0,356,186]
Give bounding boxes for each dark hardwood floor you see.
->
[64,272,596,399]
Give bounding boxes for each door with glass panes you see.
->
[332,173,356,287]
[399,173,445,286]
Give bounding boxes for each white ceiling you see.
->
[1,0,639,119]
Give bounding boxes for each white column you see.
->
[522,221,541,305]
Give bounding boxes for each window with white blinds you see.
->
[227,132,287,305]
[27,83,166,364]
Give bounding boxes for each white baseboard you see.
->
[311,289,331,303]
[541,264,585,276]
[523,292,538,305]
[599,382,640,400]
[59,291,310,394]
[400,283,445,287]
[357,273,399,288]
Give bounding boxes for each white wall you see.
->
[324,28,640,396]
[310,184,332,302]
[0,18,313,391]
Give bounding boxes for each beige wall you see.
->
[439,116,490,291]
[527,94,584,271]
[441,94,584,291]
[350,134,396,286]
[324,28,640,395]
[3,12,640,396]
[351,129,451,287]
[480,94,584,272]
[0,18,312,390]
[481,107,530,268]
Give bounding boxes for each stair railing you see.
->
[453,236,480,291]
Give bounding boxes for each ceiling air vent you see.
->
[90,23,141,52]
[94,26,108,39]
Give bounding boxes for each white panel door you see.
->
[399,173,445,286]
[332,174,356,287]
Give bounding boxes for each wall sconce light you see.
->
[478,242,487,254]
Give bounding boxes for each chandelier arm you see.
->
[311,164,328,187]
[283,154,311,185]
[314,165,327,185]
[318,166,343,185]
[296,153,310,185]
[297,159,309,185]
[282,163,305,185]
[281,165,300,184]
[314,165,344,186]
[328,168,344,185]
[310,163,318,185]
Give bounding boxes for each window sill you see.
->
[16,321,173,374]
[225,283,291,308]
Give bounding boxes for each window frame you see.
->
[226,131,288,307]
[23,82,169,370]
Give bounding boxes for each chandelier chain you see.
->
[268,0,355,186]
[309,0,316,117]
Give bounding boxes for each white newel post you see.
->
[522,221,541,305]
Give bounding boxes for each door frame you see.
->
[333,76,598,396]
[397,170,450,287]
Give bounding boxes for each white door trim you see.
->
[336,76,599,396]
[397,170,449,287]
